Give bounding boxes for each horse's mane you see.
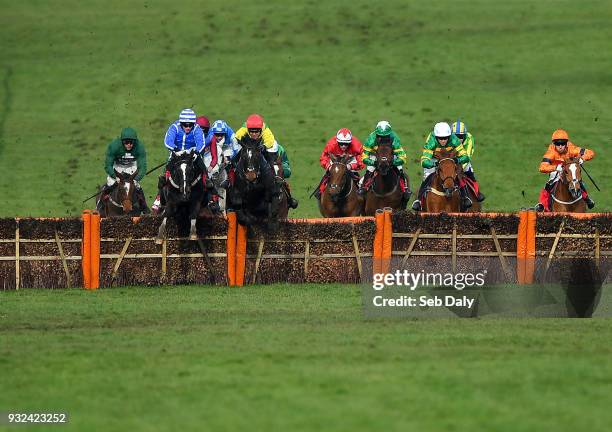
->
[565,157,580,164]
[435,148,457,159]
[238,135,262,148]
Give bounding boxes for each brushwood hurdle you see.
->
[0,210,610,289]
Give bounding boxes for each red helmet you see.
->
[196,116,210,129]
[336,128,352,145]
[246,114,264,129]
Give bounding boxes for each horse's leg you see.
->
[156,216,168,244]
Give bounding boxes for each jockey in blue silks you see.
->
[152,108,214,213]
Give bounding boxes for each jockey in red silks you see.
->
[314,128,364,200]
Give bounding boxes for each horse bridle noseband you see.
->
[436,157,459,192]
[328,161,353,199]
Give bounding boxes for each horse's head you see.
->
[375,140,393,175]
[434,149,459,197]
[562,158,582,199]
[328,154,351,201]
[237,136,262,183]
[113,169,138,213]
[168,151,198,202]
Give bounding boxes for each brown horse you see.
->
[551,158,586,212]
[423,150,481,213]
[97,170,140,217]
[319,154,363,217]
[364,140,407,215]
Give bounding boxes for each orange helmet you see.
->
[551,129,569,141]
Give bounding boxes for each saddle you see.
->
[460,176,480,197]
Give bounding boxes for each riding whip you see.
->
[581,165,601,191]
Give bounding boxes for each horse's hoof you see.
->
[155,237,164,245]
[189,233,198,241]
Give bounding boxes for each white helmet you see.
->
[433,122,452,138]
[376,120,391,130]
[336,128,352,144]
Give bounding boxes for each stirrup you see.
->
[585,198,595,209]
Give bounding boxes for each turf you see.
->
[1,284,612,431]
[0,0,610,218]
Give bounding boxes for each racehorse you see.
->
[97,170,143,217]
[319,154,363,217]
[270,155,289,219]
[550,158,586,212]
[156,150,207,243]
[226,136,280,230]
[422,149,481,213]
[364,140,408,215]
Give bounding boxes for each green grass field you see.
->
[0,0,610,217]
[2,2,612,430]
[2,284,612,431]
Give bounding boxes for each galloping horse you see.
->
[270,155,289,220]
[550,158,586,212]
[319,154,363,217]
[227,136,280,230]
[97,170,143,217]
[156,150,207,243]
[423,149,481,213]
[364,140,408,215]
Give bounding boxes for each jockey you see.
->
[196,116,211,137]
[234,114,279,165]
[411,122,472,211]
[152,108,215,213]
[357,121,410,200]
[276,144,299,209]
[451,120,485,202]
[315,128,364,200]
[102,127,149,212]
[534,129,595,211]
[205,119,241,173]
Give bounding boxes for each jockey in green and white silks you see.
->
[102,127,149,211]
[104,127,147,187]
[357,120,411,200]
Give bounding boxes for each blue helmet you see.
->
[211,120,228,135]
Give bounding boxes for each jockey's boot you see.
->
[412,200,422,211]
[136,189,151,214]
[535,188,550,212]
[579,180,595,209]
[358,171,373,196]
[464,171,485,202]
[459,186,473,211]
[398,170,412,201]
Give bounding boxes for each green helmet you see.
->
[374,120,392,137]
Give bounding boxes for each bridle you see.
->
[552,162,582,205]
[430,157,459,196]
[237,146,261,183]
[328,161,353,200]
